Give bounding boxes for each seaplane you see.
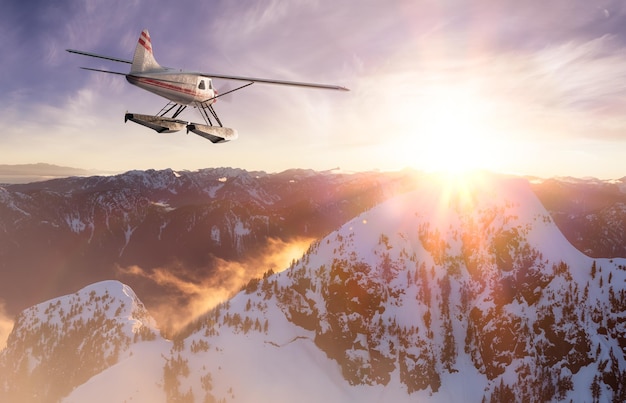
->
[67,29,348,143]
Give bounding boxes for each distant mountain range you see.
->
[530,177,626,258]
[0,169,625,330]
[0,167,625,317]
[0,163,100,184]
[0,168,418,332]
[1,173,624,402]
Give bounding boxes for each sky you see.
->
[2,0,626,178]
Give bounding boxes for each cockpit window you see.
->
[199,80,206,90]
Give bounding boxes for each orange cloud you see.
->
[0,300,15,350]
[118,237,314,336]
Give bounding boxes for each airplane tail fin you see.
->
[130,29,163,73]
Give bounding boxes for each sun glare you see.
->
[394,85,503,175]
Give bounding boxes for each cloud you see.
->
[497,35,626,140]
[0,300,15,350]
[4,0,626,177]
[118,236,314,335]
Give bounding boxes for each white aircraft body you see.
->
[67,29,348,143]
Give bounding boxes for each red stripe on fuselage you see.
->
[129,75,197,99]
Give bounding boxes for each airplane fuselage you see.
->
[126,71,216,106]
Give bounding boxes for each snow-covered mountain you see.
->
[2,167,625,332]
[0,280,165,403]
[0,168,416,330]
[2,173,625,402]
[2,168,625,332]
[531,177,626,258]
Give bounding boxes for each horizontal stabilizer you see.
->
[66,49,132,64]
[187,124,238,143]
[80,67,126,76]
[124,113,187,133]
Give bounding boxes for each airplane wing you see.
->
[67,49,349,91]
[66,49,132,64]
[200,73,349,91]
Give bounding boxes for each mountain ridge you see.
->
[3,173,624,402]
[160,173,625,401]
[2,168,626,342]
[0,167,416,331]
[0,280,164,402]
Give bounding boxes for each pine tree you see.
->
[591,261,597,279]
[591,375,601,403]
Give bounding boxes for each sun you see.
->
[393,84,503,175]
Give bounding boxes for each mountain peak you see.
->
[0,280,161,402]
[2,172,626,402]
[162,174,626,401]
